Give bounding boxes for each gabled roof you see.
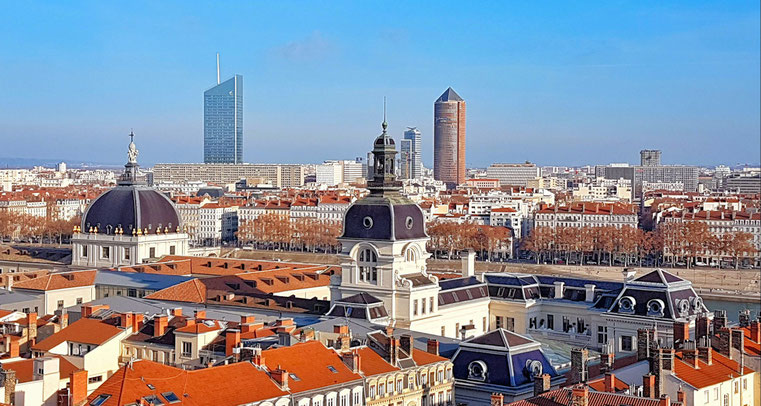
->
[13,270,96,291]
[87,359,287,406]
[436,87,464,102]
[32,318,124,351]
[672,350,754,389]
[261,341,362,393]
[144,279,207,303]
[0,355,80,383]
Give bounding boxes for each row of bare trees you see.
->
[426,221,512,261]
[236,212,342,254]
[0,210,81,245]
[521,223,758,269]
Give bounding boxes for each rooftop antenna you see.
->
[216,53,221,85]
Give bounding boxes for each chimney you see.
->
[120,312,133,330]
[659,395,670,406]
[750,320,760,343]
[334,324,349,335]
[133,314,144,333]
[271,366,289,390]
[153,315,168,337]
[0,368,16,404]
[171,308,182,317]
[739,309,750,327]
[696,313,710,341]
[571,385,589,406]
[388,337,399,366]
[69,369,88,406]
[731,328,745,355]
[600,342,615,375]
[697,341,713,366]
[26,312,37,344]
[252,347,265,366]
[718,327,733,359]
[677,387,685,404]
[673,321,689,349]
[462,250,475,278]
[427,339,440,356]
[81,304,109,318]
[570,348,588,384]
[241,315,256,324]
[554,281,565,299]
[490,393,504,406]
[533,373,551,396]
[713,310,728,332]
[5,275,12,292]
[400,335,414,358]
[225,329,241,357]
[8,340,19,358]
[643,374,656,398]
[682,341,699,368]
[584,284,596,302]
[335,325,351,351]
[637,328,657,361]
[60,311,69,329]
[341,350,361,373]
[194,309,206,319]
[385,326,394,337]
[603,372,615,393]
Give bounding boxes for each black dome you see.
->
[82,186,181,234]
[341,195,427,241]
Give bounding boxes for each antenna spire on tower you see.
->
[382,97,388,133]
[216,53,221,85]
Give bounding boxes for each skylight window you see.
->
[147,384,155,390]
[289,373,301,381]
[162,392,180,404]
[143,395,164,406]
[90,395,112,406]
[327,365,338,373]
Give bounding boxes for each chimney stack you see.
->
[427,339,440,356]
[194,309,206,319]
[571,384,589,406]
[225,329,241,358]
[60,311,69,329]
[133,314,144,333]
[341,350,361,373]
[69,370,88,406]
[26,313,37,345]
[682,341,699,368]
[153,315,168,337]
[659,395,670,406]
[570,348,589,384]
[399,334,414,358]
[643,374,656,398]
[713,310,728,332]
[462,250,475,278]
[677,388,685,404]
[533,373,551,396]
[673,321,689,349]
[270,366,289,390]
[603,372,615,393]
[637,329,657,361]
[600,343,615,375]
[490,393,504,406]
[695,313,710,341]
[172,308,182,317]
[252,347,265,367]
[750,320,760,343]
[718,327,733,359]
[697,338,713,366]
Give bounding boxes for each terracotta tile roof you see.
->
[262,340,362,393]
[12,270,96,291]
[587,376,629,392]
[492,207,518,213]
[0,355,80,383]
[740,327,760,356]
[411,348,448,366]
[175,320,223,334]
[672,350,754,389]
[507,387,679,406]
[32,318,124,351]
[144,278,207,303]
[354,346,399,376]
[88,359,287,406]
[537,202,635,215]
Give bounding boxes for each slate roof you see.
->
[467,329,533,348]
[82,186,181,234]
[436,87,464,102]
[336,292,383,304]
[94,270,192,290]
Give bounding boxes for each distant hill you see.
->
[0,156,121,169]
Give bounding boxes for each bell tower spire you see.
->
[368,99,400,194]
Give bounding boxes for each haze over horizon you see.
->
[1,1,759,168]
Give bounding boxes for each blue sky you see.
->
[1,1,759,167]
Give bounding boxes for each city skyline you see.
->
[0,2,759,168]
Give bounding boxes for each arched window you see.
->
[405,248,417,262]
[358,247,378,284]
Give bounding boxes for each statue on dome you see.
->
[127,131,139,164]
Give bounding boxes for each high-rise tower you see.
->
[434,87,465,188]
[401,127,422,179]
[204,54,243,164]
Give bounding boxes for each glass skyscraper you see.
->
[204,75,243,163]
[402,127,422,179]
